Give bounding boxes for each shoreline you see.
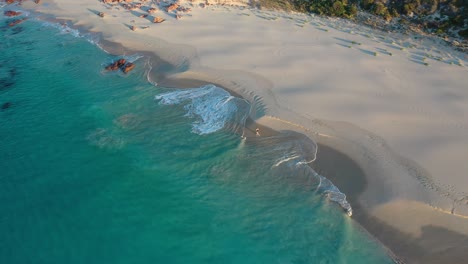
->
[5,0,468,263]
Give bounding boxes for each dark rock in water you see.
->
[0,80,15,90]
[1,102,12,110]
[105,63,119,71]
[4,11,22,17]
[121,62,135,73]
[8,18,26,27]
[105,58,127,71]
[11,26,23,35]
[116,59,126,67]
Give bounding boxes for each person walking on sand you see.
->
[255,128,260,136]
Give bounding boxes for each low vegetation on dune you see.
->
[252,0,468,40]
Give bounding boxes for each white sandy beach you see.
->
[9,0,468,262]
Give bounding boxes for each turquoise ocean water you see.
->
[0,16,393,263]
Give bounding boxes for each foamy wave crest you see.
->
[39,20,100,46]
[266,132,352,216]
[277,157,352,216]
[155,85,251,135]
[317,175,352,216]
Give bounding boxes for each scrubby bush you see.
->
[459,29,468,39]
[298,0,359,18]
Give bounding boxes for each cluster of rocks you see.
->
[99,0,193,22]
[121,2,143,10]
[3,10,26,27]
[4,9,26,27]
[101,0,132,3]
[105,58,135,73]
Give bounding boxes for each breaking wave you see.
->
[155,84,251,135]
[266,132,353,216]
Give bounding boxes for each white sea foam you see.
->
[155,85,251,135]
[317,175,353,216]
[37,19,102,47]
[268,132,352,216]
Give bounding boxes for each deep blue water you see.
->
[0,15,393,264]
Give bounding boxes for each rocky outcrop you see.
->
[8,18,26,27]
[167,3,179,12]
[105,58,126,71]
[105,59,135,74]
[121,62,135,73]
[4,11,22,17]
[152,17,165,23]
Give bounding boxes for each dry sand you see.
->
[9,0,468,262]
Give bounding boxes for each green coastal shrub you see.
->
[300,0,358,18]
[332,1,346,16]
[459,29,468,39]
[361,0,375,11]
[256,0,467,35]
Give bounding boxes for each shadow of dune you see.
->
[334,37,355,44]
[358,48,377,56]
[316,27,328,32]
[385,43,404,51]
[87,8,102,17]
[130,10,151,21]
[375,47,392,55]
[336,43,352,49]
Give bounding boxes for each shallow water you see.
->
[0,17,393,263]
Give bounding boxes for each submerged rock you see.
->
[8,18,26,27]
[1,102,12,110]
[105,58,127,71]
[104,59,135,73]
[4,11,22,17]
[122,62,135,73]
[114,113,141,129]
[86,128,124,149]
